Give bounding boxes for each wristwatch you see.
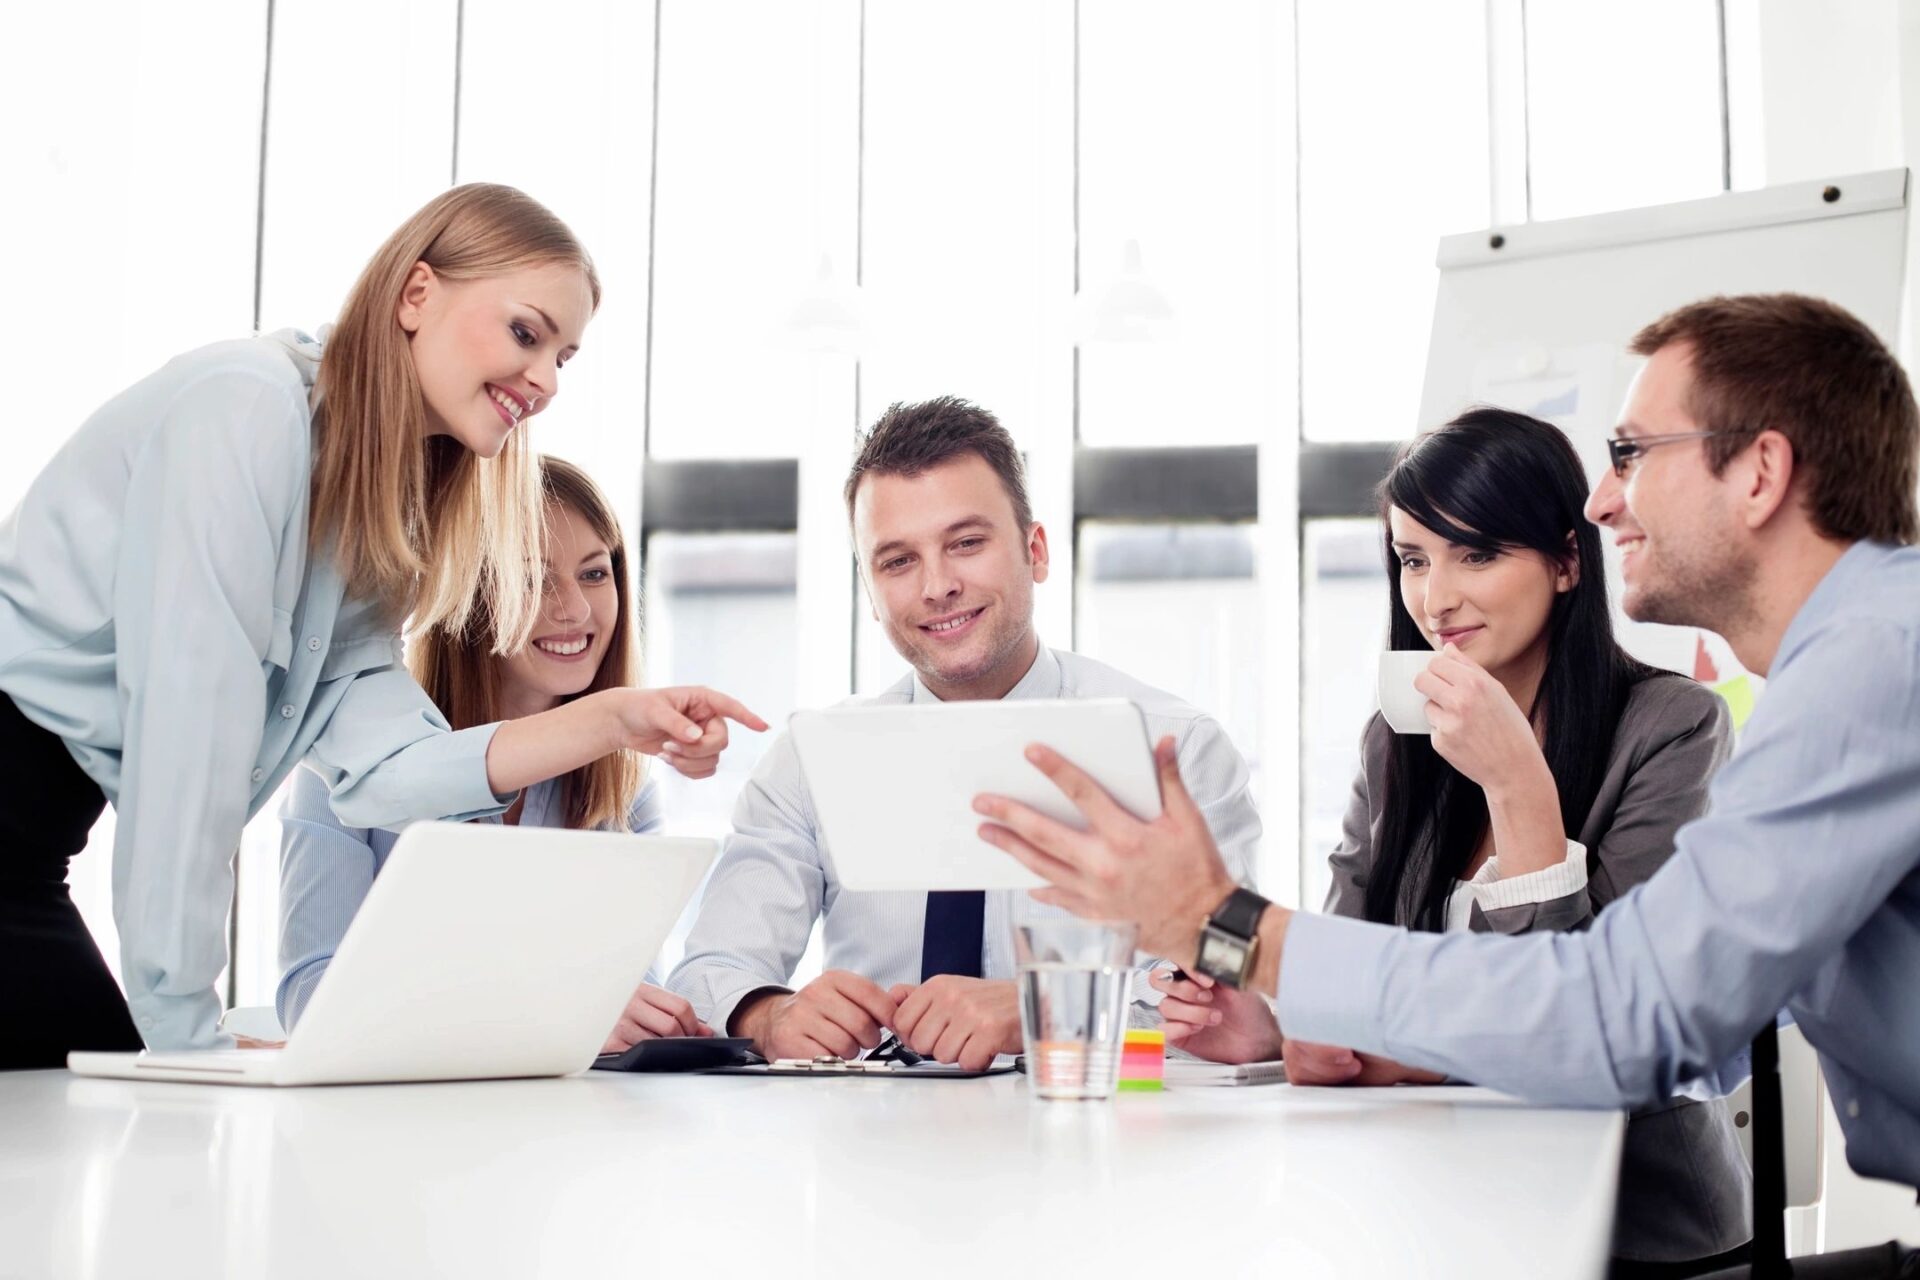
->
[1192,887,1272,990]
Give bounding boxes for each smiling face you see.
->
[853,453,1048,701]
[496,501,619,717]
[397,260,594,459]
[1388,506,1573,686]
[1585,344,1756,629]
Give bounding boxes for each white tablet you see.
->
[788,697,1162,892]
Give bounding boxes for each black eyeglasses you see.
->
[1605,430,1726,477]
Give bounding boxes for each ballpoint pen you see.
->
[867,1032,924,1066]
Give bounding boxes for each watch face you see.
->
[1198,930,1248,978]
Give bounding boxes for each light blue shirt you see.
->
[276,767,666,1031]
[0,331,507,1052]
[668,643,1264,1033]
[1278,540,1920,1189]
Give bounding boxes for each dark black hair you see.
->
[1367,407,1654,932]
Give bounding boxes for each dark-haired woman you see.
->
[1156,409,1752,1276]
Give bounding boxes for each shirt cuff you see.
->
[275,956,329,1033]
[1134,958,1178,1008]
[1469,839,1588,913]
[128,986,232,1053]
[1274,911,1396,1052]
[704,976,793,1036]
[432,721,516,817]
[329,721,511,828]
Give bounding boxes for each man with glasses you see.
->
[982,294,1919,1277]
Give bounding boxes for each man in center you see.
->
[669,396,1262,1068]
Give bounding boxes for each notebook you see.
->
[1164,1058,1290,1087]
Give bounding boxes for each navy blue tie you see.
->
[920,891,985,980]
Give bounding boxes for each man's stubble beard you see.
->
[1628,520,1761,638]
[897,578,1037,697]
[914,612,1031,693]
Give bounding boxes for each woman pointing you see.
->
[0,184,762,1066]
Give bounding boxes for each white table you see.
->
[0,1068,1622,1279]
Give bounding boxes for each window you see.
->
[1,0,264,511]
[1,0,267,991]
[854,599,912,697]
[642,532,799,833]
[646,0,859,461]
[642,532,799,973]
[1300,519,1389,910]
[458,0,658,506]
[232,789,294,1007]
[857,1,1072,453]
[1074,524,1264,864]
[1077,0,1288,448]
[257,0,457,329]
[1298,0,1491,442]
[1524,0,1724,221]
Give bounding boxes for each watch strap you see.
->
[1208,887,1270,942]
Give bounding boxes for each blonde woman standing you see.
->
[0,185,762,1065]
[277,457,707,1052]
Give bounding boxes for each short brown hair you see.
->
[1630,294,1919,545]
[843,396,1034,533]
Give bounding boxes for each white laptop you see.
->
[788,697,1162,892]
[69,823,715,1086]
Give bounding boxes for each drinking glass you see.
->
[1013,918,1138,1100]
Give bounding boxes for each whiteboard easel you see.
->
[1419,169,1910,678]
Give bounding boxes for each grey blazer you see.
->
[1324,673,1753,1264]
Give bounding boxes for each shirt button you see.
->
[250,768,265,784]
[307,636,322,652]
[1846,1099,1861,1119]
[280,704,296,719]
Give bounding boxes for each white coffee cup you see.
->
[1377,650,1437,734]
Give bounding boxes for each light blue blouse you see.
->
[276,767,666,1031]
[0,330,508,1051]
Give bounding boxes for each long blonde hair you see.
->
[309,183,602,653]
[409,456,644,831]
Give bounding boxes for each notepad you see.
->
[1164,1058,1290,1087]
[1119,1029,1165,1092]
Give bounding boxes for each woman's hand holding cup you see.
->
[1413,644,1549,800]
